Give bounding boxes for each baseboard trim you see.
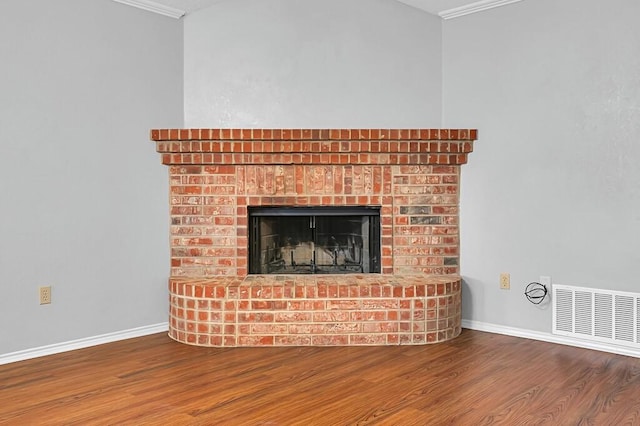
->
[0,323,169,365]
[462,319,640,359]
[3,321,636,365]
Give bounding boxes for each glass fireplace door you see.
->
[249,207,380,274]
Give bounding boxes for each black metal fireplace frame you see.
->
[248,206,381,274]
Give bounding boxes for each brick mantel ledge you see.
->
[151,128,477,141]
[151,128,477,166]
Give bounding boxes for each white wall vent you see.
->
[553,284,639,350]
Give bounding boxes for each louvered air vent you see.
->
[553,284,639,350]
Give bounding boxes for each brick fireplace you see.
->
[150,128,477,347]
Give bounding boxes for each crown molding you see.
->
[439,0,523,20]
[113,0,186,19]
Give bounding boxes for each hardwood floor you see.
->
[1,330,638,425]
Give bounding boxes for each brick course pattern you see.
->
[170,275,461,347]
[151,129,477,347]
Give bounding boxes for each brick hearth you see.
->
[151,128,477,347]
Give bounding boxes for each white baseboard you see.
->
[462,319,640,359]
[0,323,169,366]
[3,321,636,365]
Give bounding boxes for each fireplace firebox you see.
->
[249,206,381,274]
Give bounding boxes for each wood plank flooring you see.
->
[1,330,639,425]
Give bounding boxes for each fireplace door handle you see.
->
[310,216,315,229]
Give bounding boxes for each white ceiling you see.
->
[147,0,504,18]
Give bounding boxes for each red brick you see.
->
[158,129,473,347]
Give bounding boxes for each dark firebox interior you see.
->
[249,207,381,274]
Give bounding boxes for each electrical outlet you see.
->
[39,286,51,305]
[540,276,551,288]
[500,273,510,290]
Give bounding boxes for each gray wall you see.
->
[443,0,640,330]
[0,0,182,353]
[184,0,443,128]
[5,0,637,355]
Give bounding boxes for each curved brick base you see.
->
[169,274,461,347]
